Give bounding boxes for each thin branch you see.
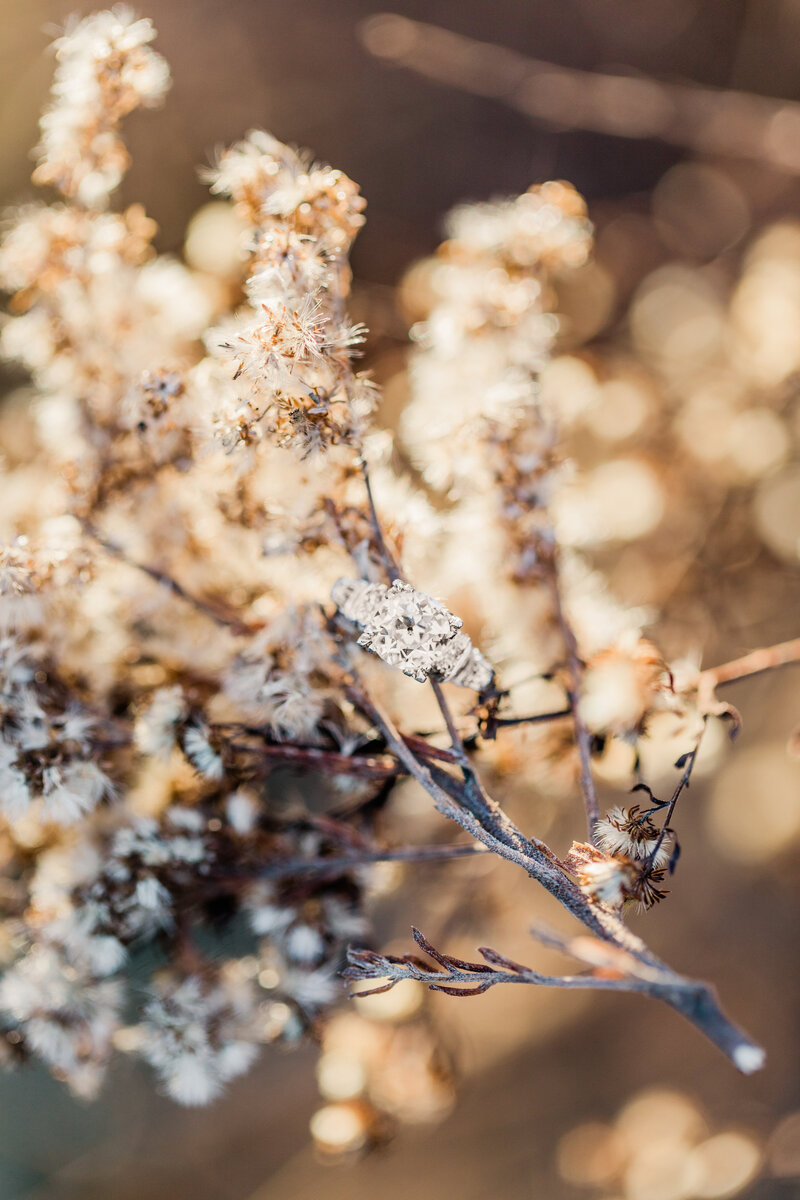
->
[336,664,764,1071]
[360,15,800,176]
[261,841,487,880]
[546,566,600,838]
[345,928,764,1073]
[358,452,402,579]
[429,679,469,764]
[342,669,562,875]
[701,636,800,693]
[337,447,764,1072]
[222,734,402,779]
[488,707,572,730]
[82,521,254,635]
[646,724,706,869]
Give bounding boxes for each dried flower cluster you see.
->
[205,128,373,456]
[0,7,788,1132]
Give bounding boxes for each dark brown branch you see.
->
[488,707,572,730]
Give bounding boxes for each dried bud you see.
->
[332,578,493,690]
[565,840,669,912]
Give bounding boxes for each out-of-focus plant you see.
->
[0,7,796,1134]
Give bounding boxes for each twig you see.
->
[261,842,486,880]
[488,707,572,729]
[222,734,402,779]
[345,928,764,1073]
[360,14,800,175]
[82,521,254,635]
[342,669,562,872]
[546,566,600,838]
[429,679,469,763]
[358,452,402,579]
[336,664,763,1071]
[352,456,515,843]
[339,448,764,1071]
[645,723,706,869]
[701,637,800,693]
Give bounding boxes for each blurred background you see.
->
[2,1,800,1197]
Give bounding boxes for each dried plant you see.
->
[0,7,797,1136]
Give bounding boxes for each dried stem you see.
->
[645,723,706,869]
[701,636,800,693]
[261,841,486,880]
[345,928,764,1073]
[82,521,254,635]
[358,452,402,579]
[546,564,600,838]
[488,707,572,730]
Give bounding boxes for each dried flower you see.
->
[33,8,170,206]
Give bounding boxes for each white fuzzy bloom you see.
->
[0,737,32,820]
[139,972,259,1106]
[576,857,632,908]
[223,607,329,740]
[282,965,341,1011]
[183,725,225,780]
[247,900,295,937]
[225,789,259,834]
[202,129,371,456]
[401,182,591,495]
[41,760,112,824]
[134,686,187,759]
[0,944,122,1092]
[332,577,494,689]
[284,924,326,965]
[134,875,172,915]
[45,909,127,978]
